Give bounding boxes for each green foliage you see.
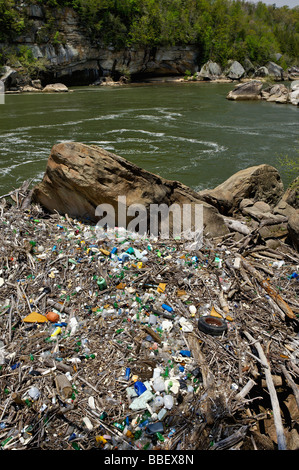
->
[0,0,298,66]
[0,0,26,41]
[278,148,299,188]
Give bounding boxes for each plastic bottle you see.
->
[28,386,40,400]
[153,377,165,392]
[145,421,164,435]
[153,395,164,408]
[164,395,174,409]
[148,314,157,326]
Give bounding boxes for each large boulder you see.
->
[281,176,299,210]
[288,212,299,252]
[33,142,229,239]
[266,61,284,81]
[226,80,263,100]
[275,175,299,251]
[261,83,290,104]
[42,83,69,92]
[224,60,245,80]
[243,58,255,77]
[198,164,284,215]
[288,66,299,80]
[289,88,299,106]
[254,66,269,78]
[197,61,222,80]
[0,65,31,91]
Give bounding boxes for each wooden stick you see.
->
[185,333,216,425]
[241,258,296,320]
[209,425,248,450]
[235,378,257,400]
[244,331,287,450]
[280,364,299,411]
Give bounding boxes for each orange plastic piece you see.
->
[46,311,60,323]
[23,311,48,323]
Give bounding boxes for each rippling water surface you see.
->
[0,82,298,195]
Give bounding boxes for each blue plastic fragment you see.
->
[162,303,173,312]
[134,381,147,396]
[179,350,191,357]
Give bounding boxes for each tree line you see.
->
[0,0,298,67]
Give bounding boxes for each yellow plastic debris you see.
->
[96,436,107,444]
[51,326,62,337]
[116,283,126,290]
[176,289,187,297]
[23,311,48,323]
[100,248,110,256]
[210,307,223,318]
[157,283,167,293]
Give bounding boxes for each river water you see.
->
[0,81,298,196]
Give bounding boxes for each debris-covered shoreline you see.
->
[0,185,298,451]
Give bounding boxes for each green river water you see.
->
[0,81,298,196]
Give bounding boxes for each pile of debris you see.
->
[0,185,298,451]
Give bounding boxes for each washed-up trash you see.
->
[46,311,60,322]
[0,183,298,451]
[23,311,48,323]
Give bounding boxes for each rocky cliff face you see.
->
[12,6,199,86]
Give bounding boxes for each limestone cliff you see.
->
[10,6,199,86]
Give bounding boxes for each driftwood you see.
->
[244,331,287,450]
[0,183,298,451]
[241,258,297,320]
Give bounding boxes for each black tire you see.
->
[198,315,227,336]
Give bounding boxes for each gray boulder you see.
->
[261,83,289,104]
[290,88,299,106]
[288,66,299,80]
[224,60,245,80]
[0,66,18,90]
[226,80,263,100]
[243,58,255,77]
[291,80,299,91]
[266,61,284,81]
[254,66,269,78]
[42,83,69,92]
[197,61,222,80]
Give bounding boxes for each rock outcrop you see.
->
[42,83,69,92]
[266,61,284,81]
[224,60,245,80]
[197,61,223,80]
[198,168,299,252]
[289,80,299,106]
[198,164,284,215]
[32,143,299,252]
[32,142,229,239]
[226,80,299,106]
[261,83,289,103]
[9,7,199,85]
[2,3,296,88]
[226,80,263,100]
[288,212,299,252]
